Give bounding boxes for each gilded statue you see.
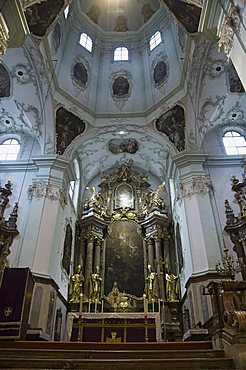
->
[140,181,165,215]
[69,265,84,303]
[86,186,107,216]
[166,267,179,301]
[89,266,102,303]
[145,264,159,302]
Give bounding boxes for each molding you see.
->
[185,272,229,289]
[205,155,245,167]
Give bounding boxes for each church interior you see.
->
[0,0,246,369]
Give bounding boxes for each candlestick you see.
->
[88,300,91,313]
[158,298,161,314]
[101,299,104,313]
[79,293,83,315]
[143,294,147,317]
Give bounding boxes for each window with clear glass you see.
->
[79,33,93,52]
[69,180,75,199]
[149,31,162,51]
[223,131,246,155]
[114,47,129,61]
[64,5,69,19]
[0,139,20,160]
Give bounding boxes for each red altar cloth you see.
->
[66,312,161,342]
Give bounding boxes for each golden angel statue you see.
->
[69,265,84,303]
[89,266,102,303]
[166,269,179,301]
[145,264,159,302]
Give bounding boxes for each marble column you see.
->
[147,237,154,270]
[84,234,94,300]
[94,238,102,272]
[154,234,165,300]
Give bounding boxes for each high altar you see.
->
[68,161,181,342]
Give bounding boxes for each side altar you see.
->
[66,312,161,343]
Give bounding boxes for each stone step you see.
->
[0,340,213,351]
[0,356,234,369]
[0,348,227,360]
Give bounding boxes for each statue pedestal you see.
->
[183,328,209,341]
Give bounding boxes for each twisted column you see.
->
[84,234,94,300]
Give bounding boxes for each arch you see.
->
[114,47,129,61]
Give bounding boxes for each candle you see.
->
[101,299,104,313]
[158,299,161,314]
[143,294,147,316]
[79,293,83,315]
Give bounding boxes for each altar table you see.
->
[66,312,161,342]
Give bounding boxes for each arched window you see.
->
[114,47,129,61]
[79,33,93,52]
[223,131,246,155]
[0,139,20,160]
[149,31,162,51]
[64,5,69,19]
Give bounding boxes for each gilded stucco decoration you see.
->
[111,70,132,110]
[27,180,68,208]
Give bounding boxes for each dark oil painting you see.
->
[112,76,130,97]
[156,105,185,151]
[56,107,85,155]
[108,138,138,154]
[0,64,10,98]
[73,62,88,88]
[153,60,167,85]
[25,0,65,37]
[105,220,144,296]
[228,62,245,93]
[162,0,201,33]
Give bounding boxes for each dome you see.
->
[77,0,160,32]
